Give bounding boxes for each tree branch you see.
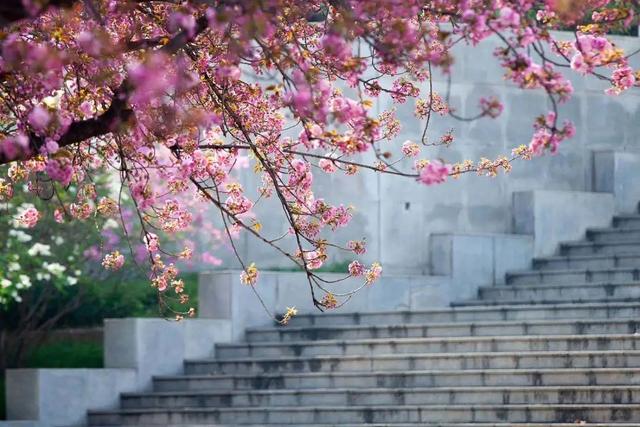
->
[0,86,133,164]
[0,0,76,28]
[0,13,209,166]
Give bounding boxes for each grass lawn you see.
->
[24,341,103,369]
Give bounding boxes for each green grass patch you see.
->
[263,261,352,274]
[316,260,352,273]
[24,341,104,369]
[62,270,199,326]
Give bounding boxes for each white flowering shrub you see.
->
[1,208,84,305]
[0,181,102,308]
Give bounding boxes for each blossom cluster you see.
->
[0,0,637,313]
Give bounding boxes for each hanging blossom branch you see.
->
[0,0,638,321]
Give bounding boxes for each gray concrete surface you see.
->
[5,368,136,426]
[593,150,640,213]
[104,318,232,389]
[430,233,533,300]
[198,271,451,339]
[512,190,615,256]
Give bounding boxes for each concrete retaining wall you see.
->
[513,190,615,257]
[5,368,136,426]
[593,150,640,213]
[430,233,533,301]
[198,271,450,340]
[198,232,533,336]
[104,318,232,389]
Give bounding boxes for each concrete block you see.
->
[5,368,136,426]
[430,233,533,300]
[513,190,615,257]
[493,234,534,281]
[104,318,231,389]
[4,370,38,422]
[431,234,493,301]
[0,422,43,427]
[198,271,450,339]
[4,319,232,427]
[593,150,640,213]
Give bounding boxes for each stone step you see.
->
[533,254,640,270]
[244,319,640,343]
[559,240,640,257]
[288,302,640,327]
[613,214,640,229]
[185,350,640,375]
[452,297,640,307]
[120,385,640,409]
[214,334,640,359]
[587,227,640,243]
[87,404,640,425]
[88,424,640,427]
[85,424,640,427]
[505,267,640,285]
[153,367,640,392]
[477,282,640,302]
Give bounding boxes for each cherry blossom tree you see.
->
[0,0,638,321]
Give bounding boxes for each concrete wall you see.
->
[5,368,136,426]
[187,32,640,274]
[0,422,42,427]
[430,233,533,300]
[593,150,640,213]
[104,318,231,389]
[198,232,532,334]
[198,271,450,339]
[512,190,615,257]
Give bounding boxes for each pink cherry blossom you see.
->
[365,262,382,285]
[347,240,366,255]
[497,7,520,28]
[0,0,635,312]
[402,141,420,157]
[570,53,589,75]
[168,11,197,37]
[419,161,451,186]
[45,158,74,186]
[53,208,64,224]
[304,250,325,270]
[202,252,222,266]
[144,233,160,253]
[17,206,40,228]
[28,106,50,132]
[76,31,103,56]
[319,158,337,173]
[102,251,125,271]
[348,260,366,277]
[607,66,637,95]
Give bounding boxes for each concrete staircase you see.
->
[88,214,640,426]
